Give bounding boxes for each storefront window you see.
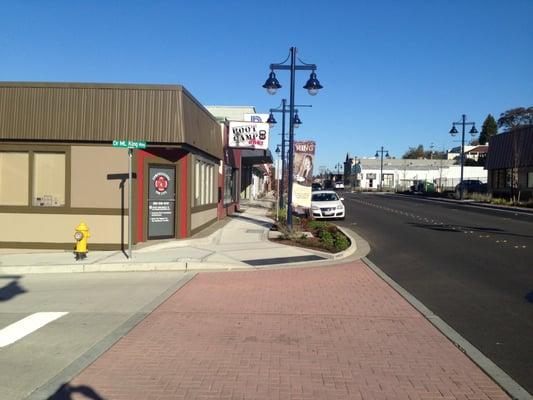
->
[0,152,29,206]
[224,165,236,205]
[194,158,216,207]
[33,153,65,206]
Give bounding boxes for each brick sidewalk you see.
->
[65,262,509,400]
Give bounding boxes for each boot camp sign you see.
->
[228,122,269,150]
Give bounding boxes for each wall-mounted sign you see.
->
[112,140,147,149]
[228,122,269,149]
[243,113,270,123]
[148,166,175,239]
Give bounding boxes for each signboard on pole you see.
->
[112,140,147,149]
[228,122,270,149]
[293,183,312,208]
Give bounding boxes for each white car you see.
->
[311,190,345,219]
[335,181,344,189]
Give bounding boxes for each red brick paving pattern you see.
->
[70,262,510,399]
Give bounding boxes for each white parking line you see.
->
[0,312,68,347]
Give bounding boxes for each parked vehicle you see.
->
[455,180,487,195]
[311,190,345,219]
[410,180,435,193]
[311,182,322,191]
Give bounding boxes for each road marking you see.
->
[0,312,68,347]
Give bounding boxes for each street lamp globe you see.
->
[374,152,379,158]
[303,71,323,96]
[449,125,458,136]
[469,125,478,136]
[262,71,282,95]
[267,112,277,128]
[293,112,302,129]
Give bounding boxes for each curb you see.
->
[362,256,532,400]
[0,261,248,275]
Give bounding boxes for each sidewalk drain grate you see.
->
[246,229,264,234]
[243,255,325,266]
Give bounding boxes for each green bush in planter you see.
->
[319,229,335,248]
[333,231,350,251]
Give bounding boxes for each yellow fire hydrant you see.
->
[74,222,90,260]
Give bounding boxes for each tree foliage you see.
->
[402,144,446,159]
[497,107,533,131]
[402,145,425,159]
[479,114,498,144]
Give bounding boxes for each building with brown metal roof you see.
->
[0,82,223,249]
[485,126,533,200]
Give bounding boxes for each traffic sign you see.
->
[112,140,147,149]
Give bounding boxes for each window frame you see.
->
[192,155,217,209]
[0,144,70,211]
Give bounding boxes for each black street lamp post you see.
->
[263,47,323,230]
[267,101,311,209]
[374,146,390,191]
[449,115,478,200]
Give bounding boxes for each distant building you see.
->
[344,156,487,191]
[447,144,489,162]
[485,126,533,200]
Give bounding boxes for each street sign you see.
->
[112,140,147,149]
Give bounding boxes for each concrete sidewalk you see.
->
[40,262,514,400]
[0,200,365,275]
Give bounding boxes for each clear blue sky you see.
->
[1,0,531,170]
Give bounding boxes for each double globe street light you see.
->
[262,47,323,230]
[449,115,478,200]
[375,147,390,191]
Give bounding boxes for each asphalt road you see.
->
[338,192,533,394]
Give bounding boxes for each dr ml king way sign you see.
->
[228,122,270,150]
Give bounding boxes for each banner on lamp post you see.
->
[293,140,315,187]
[292,140,316,208]
[293,183,312,208]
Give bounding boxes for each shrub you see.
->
[319,229,335,248]
[333,231,350,251]
[306,220,328,231]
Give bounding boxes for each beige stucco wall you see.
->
[191,207,217,231]
[0,213,127,243]
[70,146,129,209]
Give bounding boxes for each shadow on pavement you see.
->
[47,383,105,400]
[0,276,26,302]
[229,213,272,228]
[407,222,533,238]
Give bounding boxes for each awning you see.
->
[241,149,273,165]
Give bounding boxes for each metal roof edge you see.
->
[0,81,185,91]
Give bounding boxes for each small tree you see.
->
[479,114,498,144]
[402,144,425,159]
[497,107,533,131]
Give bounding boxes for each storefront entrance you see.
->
[147,165,176,239]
